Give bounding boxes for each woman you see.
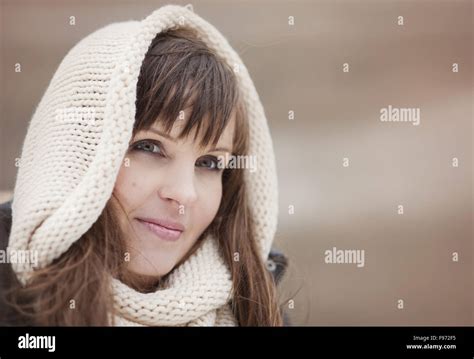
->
[1,5,287,326]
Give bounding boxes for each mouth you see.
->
[135,217,184,242]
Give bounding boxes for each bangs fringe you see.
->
[134,28,239,149]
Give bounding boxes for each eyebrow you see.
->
[145,127,232,153]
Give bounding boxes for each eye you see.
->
[196,156,221,171]
[131,140,164,156]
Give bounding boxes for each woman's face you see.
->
[113,114,234,279]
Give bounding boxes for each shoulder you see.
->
[0,201,23,325]
[0,201,12,250]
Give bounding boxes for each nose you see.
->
[157,162,198,208]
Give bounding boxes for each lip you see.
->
[136,217,184,242]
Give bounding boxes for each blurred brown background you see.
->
[1,0,472,325]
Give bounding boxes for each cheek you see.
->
[113,162,154,213]
[193,177,223,231]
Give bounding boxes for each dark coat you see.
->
[0,201,288,326]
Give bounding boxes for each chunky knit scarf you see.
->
[8,5,278,326]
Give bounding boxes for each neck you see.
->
[119,270,161,293]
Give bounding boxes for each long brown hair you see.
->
[7,28,282,326]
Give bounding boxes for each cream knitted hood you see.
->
[8,4,278,326]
